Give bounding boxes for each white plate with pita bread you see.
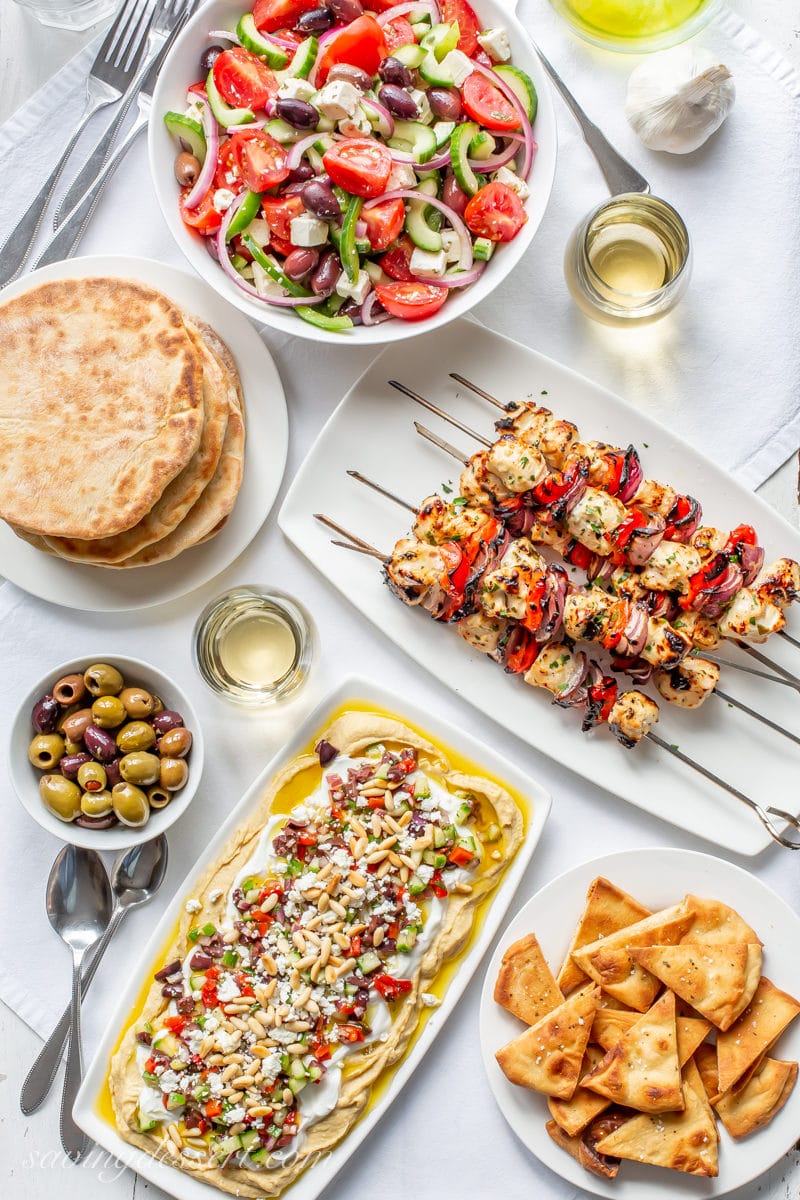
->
[0,256,287,611]
[479,848,800,1199]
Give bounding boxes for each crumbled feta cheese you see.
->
[216,974,241,1002]
[410,246,448,277]
[315,79,361,121]
[184,1027,206,1055]
[387,161,417,191]
[290,214,329,247]
[212,188,236,213]
[215,1029,241,1053]
[277,76,317,102]
[440,229,461,263]
[416,863,434,883]
[408,88,432,124]
[184,897,202,914]
[338,106,372,138]
[158,1070,182,1094]
[492,165,529,200]
[335,268,371,304]
[439,49,473,87]
[224,1105,247,1125]
[477,26,511,62]
[206,1073,224,1096]
[421,992,441,1007]
[207,888,224,903]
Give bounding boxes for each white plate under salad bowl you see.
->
[479,848,800,1199]
[278,318,800,857]
[149,0,557,345]
[74,674,551,1200]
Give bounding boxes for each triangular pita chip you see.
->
[545,1118,620,1180]
[592,1007,711,1066]
[716,977,800,1094]
[594,1079,719,1177]
[557,877,651,995]
[494,933,563,1025]
[715,1057,798,1139]
[581,990,683,1113]
[547,1045,610,1137]
[495,983,599,1099]
[573,900,696,1011]
[630,942,763,1031]
[693,1042,722,1105]
[682,1059,718,1138]
[681,895,762,946]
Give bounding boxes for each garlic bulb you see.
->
[625,45,735,155]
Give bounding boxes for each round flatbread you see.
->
[0,278,204,539]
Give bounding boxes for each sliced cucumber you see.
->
[206,68,255,126]
[263,117,306,144]
[138,1115,157,1133]
[282,35,318,78]
[163,112,206,163]
[388,119,437,164]
[405,194,442,253]
[418,49,458,87]
[419,21,460,61]
[422,848,448,868]
[469,129,496,161]
[433,120,455,149]
[450,120,480,196]
[237,13,290,68]
[493,64,538,122]
[240,1130,260,1151]
[391,42,426,69]
[215,1134,242,1161]
[397,926,418,952]
[357,950,382,974]
[249,1148,269,1164]
[225,190,262,241]
[408,873,426,895]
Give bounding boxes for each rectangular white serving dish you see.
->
[278,318,800,857]
[74,674,551,1200]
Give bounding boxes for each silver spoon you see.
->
[46,845,112,1162]
[23,834,169,1116]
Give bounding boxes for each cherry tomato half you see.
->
[213,47,277,111]
[230,129,289,192]
[378,234,417,280]
[361,197,406,251]
[316,15,387,85]
[261,194,304,241]
[254,0,319,32]
[383,15,416,50]
[179,187,222,235]
[464,181,527,242]
[215,137,244,191]
[441,0,481,54]
[462,72,520,131]
[374,281,448,321]
[322,138,392,198]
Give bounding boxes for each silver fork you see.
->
[33,0,195,270]
[0,0,155,287]
[53,0,193,230]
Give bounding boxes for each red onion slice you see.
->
[699,563,744,618]
[426,264,485,288]
[616,602,649,658]
[208,28,240,43]
[471,135,524,173]
[183,99,218,210]
[308,25,347,85]
[553,651,590,708]
[469,60,536,180]
[625,517,665,566]
[740,542,765,587]
[286,131,323,170]
[617,447,644,504]
[376,1,438,23]
[215,193,325,308]
[366,188,473,268]
[361,290,394,325]
[360,96,395,139]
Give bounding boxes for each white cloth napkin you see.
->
[0,6,799,1196]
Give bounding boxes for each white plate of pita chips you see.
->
[0,256,287,611]
[479,848,800,1198]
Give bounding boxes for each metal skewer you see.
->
[389,381,492,448]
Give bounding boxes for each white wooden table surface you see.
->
[1,3,798,1199]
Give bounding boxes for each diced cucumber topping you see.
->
[357,949,382,974]
[263,117,307,144]
[237,13,290,67]
[468,129,496,161]
[138,1114,157,1132]
[226,190,261,241]
[473,236,495,262]
[450,120,480,196]
[455,800,474,824]
[163,112,206,163]
[282,35,318,78]
[397,927,417,952]
[408,873,427,894]
[388,119,437,164]
[391,43,426,69]
[290,1059,307,1080]
[422,848,447,868]
[419,21,460,61]
[166,1091,185,1110]
[493,63,538,122]
[206,68,254,127]
[216,1134,242,1161]
[240,1129,260,1150]
[289,1076,308,1095]
[249,1147,269,1164]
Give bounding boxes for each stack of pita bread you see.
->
[494,878,800,1180]
[0,278,245,569]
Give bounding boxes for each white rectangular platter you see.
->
[279,319,800,857]
[74,675,551,1200]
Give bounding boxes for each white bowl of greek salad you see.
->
[149,0,556,342]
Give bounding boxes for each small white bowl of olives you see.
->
[10,656,204,849]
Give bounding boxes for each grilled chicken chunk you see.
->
[717,588,785,643]
[608,690,659,747]
[638,541,701,595]
[566,488,628,556]
[655,657,720,708]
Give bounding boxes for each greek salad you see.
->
[164,0,538,332]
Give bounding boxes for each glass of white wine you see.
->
[548,0,721,52]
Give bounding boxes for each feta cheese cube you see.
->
[477,26,511,62]
[335,268,371,304]
[184,897,202,914]
[277,76,316,102]
[314,79,360,121]
[387,162,417,191]
[251,260,275,298]
[338,106,372,138]
[290,214,330,246]
[439,49,473,87]
[408,88,432,124]
[410,246,448,277]
[492,165,529,200]
[212,188,236,213]
[440,229,461,263]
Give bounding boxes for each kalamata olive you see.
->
[154,959,182,981]
[329,0,363,23]
[302,179,341,218]
[91,694,127,729]
[200,44,224,72]
[442,170,469,215]
[287,161,314,185]
[284,247,319,281]
[152,710,184,735]
[83,724,118,763]
[295,5,333,32]
[116,720,157,754]
[84,663,124,697]
[81,789,113,817]
[119,687,154,719]
[189,951,214,970]
[276,97,320,129]
[75,812,118,829]
[61,707,93,742]
[378,56,414,88]
[161,981,184,999]
[378,83,419,120]
[53,673,87,706]
[31,694,59,734]
[160,757,190,791]
[311,250,341,295]
[174,151,200,187]
[39,774,82,822]
[177,996,195,1014]
[112,782,150,827]
[338,299,363,324]
[120,751,161,786]
[78,760,107,791]
[326,61,372,91]
[60,752,92,781]
[147,785,172,809]
[28,733,66,770]
[428,86,462,121]
[105,757,122,787]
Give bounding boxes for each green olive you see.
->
[91,695,127,729]
[80,789,113,817]
[61,707,93,743]
[39,774,81,821]
[64,738,82,756]
[119,686,155,720]
[150,694,165,716]
[84,663,124,697]
[28,732,66,770]
[111,782,150,827]
[116,720,157,753]
[119,751,161,786]
[147,784,172,809]
[160,757,190,791]
[158,727,193,759]
[77,761,107,792]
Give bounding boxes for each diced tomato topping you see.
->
[297,831,317,846]
[213,47,278,111]
[187,80,207,97]
[144,1056,158,1074]
[227,128,289,193]
[430,873,448,900]
[316,15,388,85]
[373,974,414,1002]
[441,0,481,54]
[258,881,283,903]
[179,187,222,235]
[462,72,520,131]
[464,182,527,243]
[387,921,400,939]
[382,14,416,49]
[349,935,362,957]
[337,1023,366,1043]
[378,235,416,281]
[323,137,392,198]
[361,198,406,251]
[312,1037,332,1061]
[374,281,448,320]
[261,193,304,241]
[254,0,319,33]
[448,845,475,867]
[163,1016,187,1034]
[367,794,386,809]
[205,1099,223,1119]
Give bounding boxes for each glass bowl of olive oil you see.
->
[549,0,721,52]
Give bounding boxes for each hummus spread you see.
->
[109,711,524,1196]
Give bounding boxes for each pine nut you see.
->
[262,893,279,912]
[167,1123,182,1149]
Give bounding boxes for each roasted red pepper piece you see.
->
[373,974,414,1002]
